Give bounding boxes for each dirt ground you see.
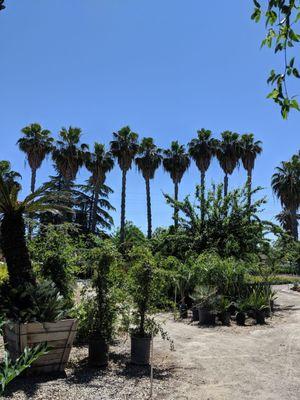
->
[3,285,300,400]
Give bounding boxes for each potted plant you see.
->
[88,245,116,368]
[216,296,231,326]
[193,286,217,326]
[247,289,269,325]
[0,177,77,373]
[236,299,248,326]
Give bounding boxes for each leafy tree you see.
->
[110,126,139,244]
[52,126,89,189]
[0,161,21,192]
[113,221,146,256]
[18,124,53,193]
[272,152,300,240]
[239,133,262,207]
[215,131,240,196]
[163,141,190,229]
[188,129,217,220]
[85,143,114,233]
[135,137,162,238]
[0,175,70,287]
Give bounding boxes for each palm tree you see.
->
[110,126,139,244]
[272,153,300,240]
[85,143,114,234]
[240,133,262,207]
[0,175,70,288]
[163,141,190,229]
[135,137,162,239]
[0,161,21,191]
[52,127,89,189]
[18,123,53,193]
[188,129,216,220]
[215,131,240,196]
[276,208,300,235]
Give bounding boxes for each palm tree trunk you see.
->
[174,181,179,229]
[247,168,252,209]
[291,207,299,240]
[145,178,152,239]
[200,171,205,221]
[120,169,127,244]
[224,173,228,197]
[30,168,37,193]
[1,211,36,287]
[91,183,100,234]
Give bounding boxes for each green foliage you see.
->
[113,221,147,256]
[0,262,8,284]
[0,343,49,395]
[252,0,300,118]
[0,281,69,323]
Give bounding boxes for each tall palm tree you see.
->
[240,133,262,207]
[0,161,21,191]
[0,175,70,287]
[215,131,241,196]
[272,153,300,240]
[52,127,89,189]
[135,137,162,239]
[110,126,139,244]
[18,123,53,193]
[85,143,114,234]
[188,129,217,220]
[276,208,300,236]
[163,141,190,229]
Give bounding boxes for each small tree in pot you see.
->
[88,243,116,368]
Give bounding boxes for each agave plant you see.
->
[0,174,71,288]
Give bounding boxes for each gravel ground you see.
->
[2,285,300,400]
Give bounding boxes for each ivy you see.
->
[252,0,300,118]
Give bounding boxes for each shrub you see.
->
[0,263,8,284]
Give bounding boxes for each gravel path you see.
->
[3,285,300,400]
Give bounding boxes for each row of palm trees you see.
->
[16,124,263,242]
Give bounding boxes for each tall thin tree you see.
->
[163,141,190,229]
[188,129,216,220]
[135,137,162,239]
[272,152,300,240]
[18,123,53,193]
[85,143,114,234]
[240,133,262,207]
[215,131,240,196]
[110,126,139,244]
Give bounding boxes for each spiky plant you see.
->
[188,129,217,220]
[135,138,162,239]
[17,124,53,193]
[163,141,190,229]
[215,131,241,196]
[52,127,89,188]
[85,143,114,233]
[110,126,139,244]
[240,133,262,207]
[272,152,300,240]
[0,175,70,287]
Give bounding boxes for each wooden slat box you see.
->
[3,319,78,373]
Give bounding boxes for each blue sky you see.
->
[0,0,299,233]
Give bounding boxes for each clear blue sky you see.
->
[0,0,299,233]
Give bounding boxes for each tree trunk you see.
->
[30,168,37,193]
[224,173,228,197]
[120,169,127,244]
[1,211,36,288]
[91,183,100,234]
[145,178,152,239]
[174,181,179,229]
[200,170,205,221]
[291,207,299,240]
[247,168,252,209]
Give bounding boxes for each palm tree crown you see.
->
[163,141,190,184]
[110,126,139,171]
[18,123,53,193]
[240,134,262,174]
[0,161,21,191]
[52,127,89,184]
[188,129,216,174]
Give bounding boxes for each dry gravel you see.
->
[2,285,300,400]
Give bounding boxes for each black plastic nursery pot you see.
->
[198,307,216,325]
[179,303,188,319]
[255,310,266,325]
[192,306,199,322]
[88,336,109,367]
[219,311,231,326]
[236,311,246,326]
[131,335,152,366]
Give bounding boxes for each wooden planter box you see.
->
[3,319,78,374]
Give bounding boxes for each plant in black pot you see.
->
[236,299,249,326]
[193,286,217,326]
[88,244,116,368]
[247,289,269,325]
[216,296,232,326]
